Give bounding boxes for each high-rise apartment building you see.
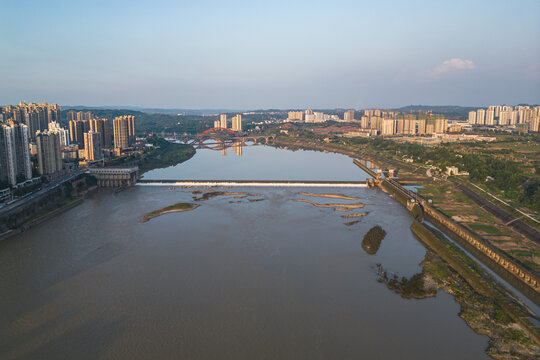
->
[287,111,303,121]
[47,104,61,124]
[344,110,355,122]
[90,118,112,148]
[360,115,369,129]
[381,118,395,135]
[499,111,510,125]
[36,130,62,175]
[220,114,227,129]
[485,109,495,125]
[231,114,242,131]
[509,110,518,125]
[78,111,93,121]
[529,115,540,132]
[468,111,477,124]
[476,109,486,125]
[67,110,77,121]
[113,116,135,149]
[417,119,426,134]
[0,123,32,186]
[304,110,315,123]
[48,121,70,146]
[84,131,103,161]
[434,118,448,133]
[69,120,90,144]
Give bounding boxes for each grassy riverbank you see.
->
[138,138,196,174]
[408,220,540,359]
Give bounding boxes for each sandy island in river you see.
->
[299,192,360,200]
[141,203,199,222]
[341,212,369,218]
[293,199,366,211]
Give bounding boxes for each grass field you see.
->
[467,223,504,235]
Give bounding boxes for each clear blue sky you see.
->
[2,0,539,109]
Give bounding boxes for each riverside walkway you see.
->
[137,179,367,187]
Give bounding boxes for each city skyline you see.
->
[2,0,539,109]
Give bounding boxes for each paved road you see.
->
[0,169,86,216]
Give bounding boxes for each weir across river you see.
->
[137,179,367,187]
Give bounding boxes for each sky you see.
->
[1,0,539,109]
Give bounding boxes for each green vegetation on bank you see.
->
[376,265,437,299]
[367,136,540,211]
[138,138,196,173]
[405,221,540,358]
[104,137,195,173]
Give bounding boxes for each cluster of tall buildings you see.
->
[468,105,540,132]
[213,114,243,131]
[68,113,136,161]
[0,102,63,185]
[0,103,138,188]
[0,102,61,141]
[68,114,113,149]
[360,111,447,136]
[286,108,447,136]
[287,110,339,123]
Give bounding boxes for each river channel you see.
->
[0,145,490,359]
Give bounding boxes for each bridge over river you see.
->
[137,179,367,187]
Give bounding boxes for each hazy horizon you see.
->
[2,0,539,108]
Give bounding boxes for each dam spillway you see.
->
[137,179,367,187]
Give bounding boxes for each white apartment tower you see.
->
[220,114,227,129]
[468,111,477,124]
[231,114,242,131]
[476,109,485,125]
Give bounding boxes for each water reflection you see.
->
[143,144,370,181]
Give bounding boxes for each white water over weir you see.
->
[137,180,367,187]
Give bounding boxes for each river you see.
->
[0,144,490,359]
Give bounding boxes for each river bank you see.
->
[409,221,540,359]
[139,138,196,174]
[0,197,84,242]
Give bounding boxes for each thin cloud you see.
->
[431,58,475,78]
